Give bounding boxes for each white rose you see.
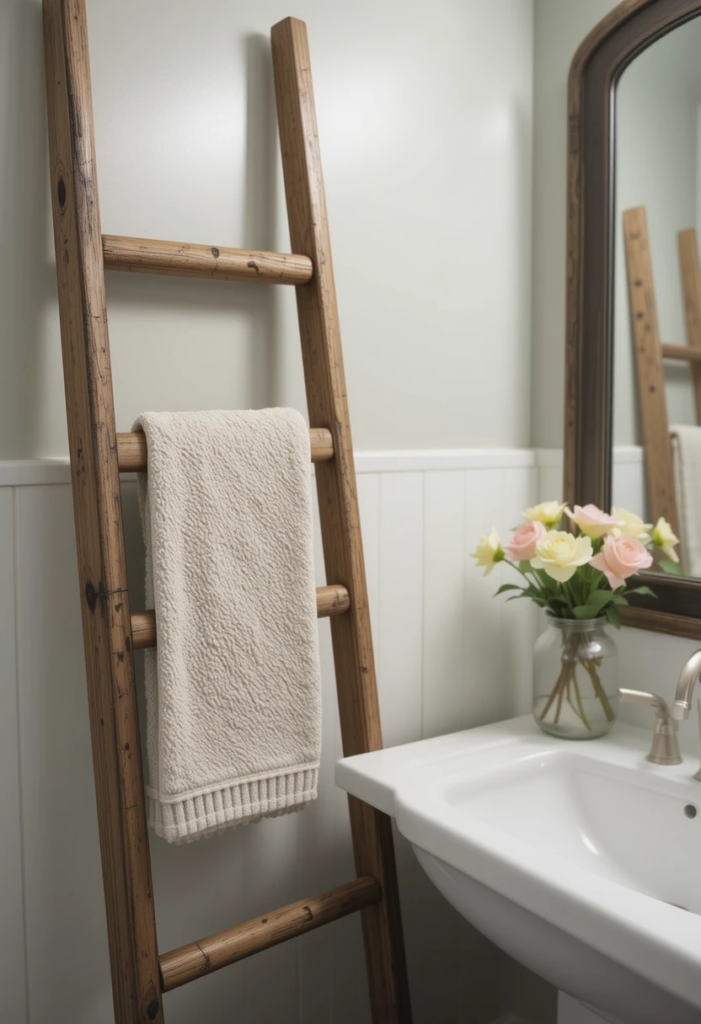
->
[522,500,567,526]
[471,527,504,576]
[531,530,593,583]
[652,517,680,563]
[610,507,652,542]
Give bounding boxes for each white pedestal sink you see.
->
[336,717,701,1024]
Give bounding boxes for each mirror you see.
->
[565,0,701,637]
[613,17,701,581]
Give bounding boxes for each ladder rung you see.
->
[661,342,701,364]
[131,584,350,650]
[116,427,334,472]
[103,234,313,286]
[159,875,381,992]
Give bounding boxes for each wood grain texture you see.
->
[661,342,701,364]
[271,17,411,1022]
[622,207,679,535]
[621,605,701,638]
[159,876,381,992]
[563,0,701,637]
[103,234,312,285]
[130,584,351,650]
[42,1,162,1021]
[677,228,701,418]
[116,427,334,472]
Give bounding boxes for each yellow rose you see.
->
[522,500,567,526]
[531,530,593,583]
[471,527,504,576]
[652,517,680,563]
[610,507,652,542]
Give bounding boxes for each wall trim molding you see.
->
[0,449,540,486]
[354,449,537,473]
[0,446,647,486]
[0,460,73,487]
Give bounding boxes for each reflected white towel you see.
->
[671,424,701,576]
[134,409,321,844]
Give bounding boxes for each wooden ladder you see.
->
[43,2,412,1021]
[623,205,701,543]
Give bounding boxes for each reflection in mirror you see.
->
[614,18,701,580]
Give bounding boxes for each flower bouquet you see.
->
[472,502,680,738]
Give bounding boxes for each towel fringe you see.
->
[148,765,319,844]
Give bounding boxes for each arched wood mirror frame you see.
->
[564,0,701,639]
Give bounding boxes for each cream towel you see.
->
[134,409,321,844]
[671,424,701,576]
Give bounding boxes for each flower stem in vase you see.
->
[582,653,615,721]
[538,656,570,722]
[571,666,592,731]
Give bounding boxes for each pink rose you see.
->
[566,504,622,539]
[590,535,653,589]
[504,520,547,561]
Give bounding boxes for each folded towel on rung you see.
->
[134,409,321,844]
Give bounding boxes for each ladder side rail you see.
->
[43,2,162,1022]
[271,18,412,1023]
[623,207,680,538]
[677,227,701,423]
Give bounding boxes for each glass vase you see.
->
[533,616,619,739]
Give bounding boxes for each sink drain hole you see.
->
[684,804,697,819]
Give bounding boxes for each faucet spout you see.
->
[673,649,701,720]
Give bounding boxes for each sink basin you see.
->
[336,717,701,1024]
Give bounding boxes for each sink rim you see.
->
[335,716,701,1012]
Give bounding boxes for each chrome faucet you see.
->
[672,649,701,720]
[672,649,701,781]
[619,688,682,765]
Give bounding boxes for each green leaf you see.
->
[572,604,598,619]
[494,583,521,595]
[584,589,616,615]
[625,585,658,598]
[611,593,630,606]
[606,605,621,629]
[660,559,683,576]
[518,561,532,574]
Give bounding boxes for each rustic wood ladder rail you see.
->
[623,207,701,546]
[42,2,412,1021]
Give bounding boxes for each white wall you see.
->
[0,0,533,459]
[531,0,617,451]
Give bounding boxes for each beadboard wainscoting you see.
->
[6,446,681,1024]
[0,449,541,1024]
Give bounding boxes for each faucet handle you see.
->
[619,688,682,765]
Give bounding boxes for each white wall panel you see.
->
[422,471,468,739]
[0,490,27,1024]
[377,473,424,748]
[13,484,112,1024]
